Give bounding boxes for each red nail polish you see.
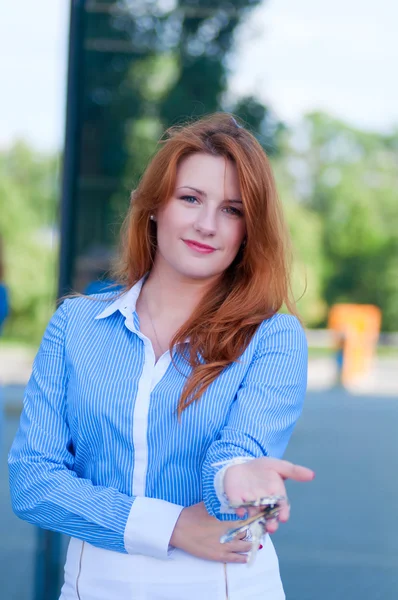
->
[258,544,263,550]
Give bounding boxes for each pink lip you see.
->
[183,239,216,254]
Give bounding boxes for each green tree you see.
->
[287,112,398,331]
[0,143,59,343]
[271,142,327,327]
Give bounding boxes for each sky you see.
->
[229,0,398,133]
[0,0,397,151]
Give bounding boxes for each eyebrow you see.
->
[176,186,242,204]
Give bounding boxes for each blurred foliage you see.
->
[115,0,268,190]
[0,143,59,344]
[272,155,327,327]
[281,113,398,331]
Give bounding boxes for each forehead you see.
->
[175,153,240,196]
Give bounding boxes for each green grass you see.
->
[308,347,334,358]
[376,345,398,357]
[308,346,398,358]
[0,338,37,352]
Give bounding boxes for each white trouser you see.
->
[60,536,285,600]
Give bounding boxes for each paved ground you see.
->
[276,388,398,600]
[1,364,398,599]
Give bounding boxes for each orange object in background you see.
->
[328,304,382,386]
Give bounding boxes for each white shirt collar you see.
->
[94,275,190,345]
[94,277,146,320]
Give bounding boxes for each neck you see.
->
[142,260,217,322]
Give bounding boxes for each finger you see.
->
[225,540,252,554]
[278,499,290,523]
[260,458,315,482]
[234,507,247,518]
[265,518,279,534]
[289,464,315,482]
[224,551,249,564]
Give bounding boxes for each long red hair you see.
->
[114,113,298,415]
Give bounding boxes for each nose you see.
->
[193,205,217,236]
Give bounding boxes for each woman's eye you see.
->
[180,195,198,204]
[223,206,243,217]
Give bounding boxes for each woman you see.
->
[9,114,314,599]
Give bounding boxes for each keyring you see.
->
[228,495,286,509]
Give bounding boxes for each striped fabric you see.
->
[8,278,307,559]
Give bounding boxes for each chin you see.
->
[180,270,218,281]
[174,262,224,281]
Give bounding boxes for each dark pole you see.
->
[34,2,85,599]
[57,0,85,298]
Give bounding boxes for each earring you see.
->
[150,214,156,222]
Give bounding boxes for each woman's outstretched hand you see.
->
[223,457,315,533]
[169,459,314,562]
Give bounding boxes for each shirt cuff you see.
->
[124,497,184,560]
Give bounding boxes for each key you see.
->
[220,498,283,566]
[246,517,266,566]
[220,503,281,543]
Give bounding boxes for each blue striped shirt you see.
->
[8,278,308,560]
